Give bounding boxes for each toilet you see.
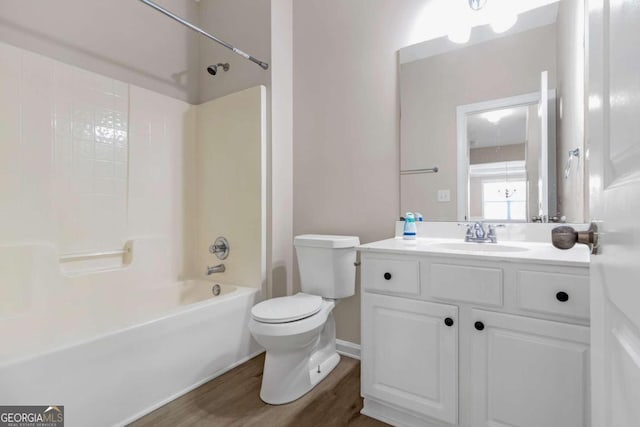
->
[248,234,360,405]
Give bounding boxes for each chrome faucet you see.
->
[463,222,504,243]
[206,264,226,275]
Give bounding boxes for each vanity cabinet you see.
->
[359,251,590,427]
[470,310,590,427]
[362,293,458,424]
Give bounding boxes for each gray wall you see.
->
[197,0,271,103]
[556,0,586,222]
[292,0,427,344]
[0,0,271,105]
[0,0,200,102]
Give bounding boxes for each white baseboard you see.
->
[336,339,361,360]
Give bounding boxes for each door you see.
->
[362,293,458,424]
[470,310,590,427]
[589,0,640,425]
[539,70,549,219]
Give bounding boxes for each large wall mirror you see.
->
[399,0,587,223]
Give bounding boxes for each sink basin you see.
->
[428,242,530,253]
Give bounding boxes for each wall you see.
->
[0,0,273,105]
[556,0,586,222]
[197,0,271,104]
[526,104,542,219]
[292,0,427,344]
[0,0,200,103]
[193,86,267,289]
[399,25,557,221]
[269,0,294,298]
[470,144,526,164]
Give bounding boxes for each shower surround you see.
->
[0,41,266,425]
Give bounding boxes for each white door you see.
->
[470,310,590,427]
[362,293,458,424]
[539,70,549,219]
[589,0,640,425]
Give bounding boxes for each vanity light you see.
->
[483,108,513,123]
[448,22,472,44]
[488,0,518,33]
[490,11,518,33]
[468,0,487,11]
[448,0,519,44]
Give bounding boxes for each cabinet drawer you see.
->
[517,270,589,320]
[363,258,420,295]
[427,263,503,306]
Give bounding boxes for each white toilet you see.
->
[248,234,360,405]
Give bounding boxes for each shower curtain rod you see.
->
[137,0,269,70]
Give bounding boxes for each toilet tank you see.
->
[294,235,360,299]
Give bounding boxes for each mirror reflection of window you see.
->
[466,104,537,222]
[482,180,527,221]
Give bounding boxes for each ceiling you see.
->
[467,104,530,148]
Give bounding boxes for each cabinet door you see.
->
[470,309,590,427]
[362,293,458,424]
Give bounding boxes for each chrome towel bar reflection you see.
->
[400,167,439,175]
[59,248,130,262]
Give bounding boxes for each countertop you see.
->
[357,237,590,268]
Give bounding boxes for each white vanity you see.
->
[358,224,591,427]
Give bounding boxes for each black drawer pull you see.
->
[556,291,569,302]
[444,317,454,327]
[384,272,392,280]
[474,321,485,331]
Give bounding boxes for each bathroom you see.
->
[0,0,637,426]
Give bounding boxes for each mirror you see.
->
[399,0,586,223]
[459,86,556,222]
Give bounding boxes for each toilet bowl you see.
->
[249,294,340,404]
[249,234,359,405]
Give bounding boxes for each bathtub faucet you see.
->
[207,264,226,275]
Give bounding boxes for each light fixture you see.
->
[482,108,513,124]
[448,21,472,44]
[488,0,518,33]
[469,0,487,11]
[448,0,518,44]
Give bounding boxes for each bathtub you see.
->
[0,280,262,426]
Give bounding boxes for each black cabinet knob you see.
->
[384,272,392,280]
[474,321,485,331]
[444,317,454,327]
[556,291,569,302]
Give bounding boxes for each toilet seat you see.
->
[251,293,323,324]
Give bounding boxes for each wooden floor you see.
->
[130,353,389,427]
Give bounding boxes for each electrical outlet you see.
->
[437,189,451,202]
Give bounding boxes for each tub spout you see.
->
[207,264,225,275]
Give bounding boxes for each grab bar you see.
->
[59,248,130,262]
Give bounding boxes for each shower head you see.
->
[207,63,230,76]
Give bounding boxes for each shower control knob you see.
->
[444,317,454,327]
[474,321,485,331]
[384,272,392,280]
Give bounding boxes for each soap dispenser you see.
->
[403,212,417,240]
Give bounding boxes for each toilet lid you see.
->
[251,293,323,323]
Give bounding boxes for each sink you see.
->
[428,242,530,253]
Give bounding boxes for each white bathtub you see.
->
[0,280,262,426]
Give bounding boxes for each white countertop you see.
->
[357,237,591,268]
